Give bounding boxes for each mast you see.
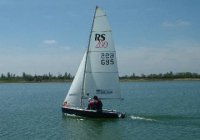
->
[81,6,98,107]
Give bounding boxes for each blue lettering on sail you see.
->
[96,89,113,94]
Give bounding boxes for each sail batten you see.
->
[85,72,119,73]
[92,30,112,32]
[88,50,116,52]
[95,15,106,17]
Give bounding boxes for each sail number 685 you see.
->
[101,53,114,65]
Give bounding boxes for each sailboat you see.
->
[62,6,125,118]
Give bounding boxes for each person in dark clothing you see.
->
[87,96,103,111]
[93,96,102,111]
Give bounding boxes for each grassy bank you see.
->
[1,78,200,83]
[119,78,200,82]
[1,72,200,83]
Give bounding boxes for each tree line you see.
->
[120,71,200,80]
[0,71,200,82]
[0,72,73,82]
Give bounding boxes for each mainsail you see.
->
[64,7,121,108]
[83,7,121,100]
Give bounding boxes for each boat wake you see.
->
[130,114,200,122]
[130,115,157,122]
[63,113,84,120]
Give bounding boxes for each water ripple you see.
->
[130,115,157,122]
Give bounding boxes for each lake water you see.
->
[0,81,200,140]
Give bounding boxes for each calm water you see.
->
[0,81,200,140]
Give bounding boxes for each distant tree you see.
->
[1,74,5,79]
[141,74,146,78]
[66,72,72,79]
[131,73,136,78]
[7,72,11,79]
[48,72,52,80]
[22,72,26,79]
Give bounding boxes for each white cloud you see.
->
[41,39,71,50]
[162,20,190,27]
[42,39,57,45]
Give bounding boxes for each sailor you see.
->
[63,101,69,107]
[87,98,94,110]
[88,96,103,111]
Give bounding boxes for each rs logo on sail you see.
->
[95,34,108,48]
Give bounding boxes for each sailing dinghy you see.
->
[62,6,125,118]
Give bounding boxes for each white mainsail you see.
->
[64,7,121,108]
[84,7,121,100]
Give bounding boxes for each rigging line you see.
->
[81,6,98,106]
[85,71,119,73]
[87,50,116,52]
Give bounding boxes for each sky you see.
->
[0,0,200,76]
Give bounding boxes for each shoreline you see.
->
[1,78,200,83]
[0,80,72,83]
[120,78,200,82]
